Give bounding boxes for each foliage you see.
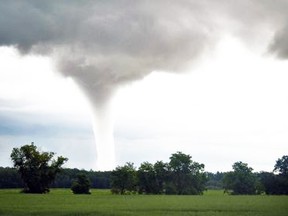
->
[1,189,288,216]
[153,160,169,193]
[71,173,91,194]
[52,168,111,189]
[167,152,207,195]
[4,149,288,195]
[259,155,288,195]
[223,161,258,195]
[0,167,24,188]
[111,152,207,195]
[10,143,67,193]
[0,167,111,189]
[205,172,225,189]
[137,161,170,194]
[137,162,158,194]
[259,172,281,195]
[274,155,288,176]
[110,162,138,194]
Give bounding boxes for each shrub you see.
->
[71,174,91,194]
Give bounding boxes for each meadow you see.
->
[0,189,287,216]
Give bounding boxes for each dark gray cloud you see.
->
[269,25,288,59]
[0,0,219,105]
[1,0,287,106]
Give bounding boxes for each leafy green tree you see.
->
[260,155,288,195]
[274,155,288,194]
[110,162,137,194]
[274,155,288,176]
[71,173,91,194]
[10,143,68,193]
[167,152,206,195]
[223,161,257,195]
[154,161,169,194]
[258,172,279,195]
[138,162,159,194]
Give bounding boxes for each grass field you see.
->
[0,189,287,216]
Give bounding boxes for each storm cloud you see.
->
[0,0,212,104]
[0,0,287,104]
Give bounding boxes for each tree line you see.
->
[204,156,288,195]
[110,152,206,195]
[0,167,111,189]
[1,143,288,195]
[110,154,288,195]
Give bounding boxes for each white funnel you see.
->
[91,100,116,171]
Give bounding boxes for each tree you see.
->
[167,152,206,195]
[138,162,159,194]
[274,155,288,176]
[71,173,91,194]
[223,161,257,195]
[153,161,169,194]
[110,162,137,194]
[274,155,288,194]
[258,172,279,195]
[10,143,68,193]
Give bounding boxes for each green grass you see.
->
[0,189,287,216]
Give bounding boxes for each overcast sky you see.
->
[0,0,288,172]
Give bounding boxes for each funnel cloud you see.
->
[1,0,288,170]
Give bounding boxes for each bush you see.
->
[71,174,91,194]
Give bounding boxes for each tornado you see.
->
[1,0,288,170]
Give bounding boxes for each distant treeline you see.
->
[207,171,288,195]
[0,167,111,189]
[1,167,224,190]
[1,154,288,195]
[1,167,287,195]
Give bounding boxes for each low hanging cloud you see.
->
[269,25,288,59]
[0,0,287,105]
[0,0,214,105]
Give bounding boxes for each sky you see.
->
[0,0,288,172]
